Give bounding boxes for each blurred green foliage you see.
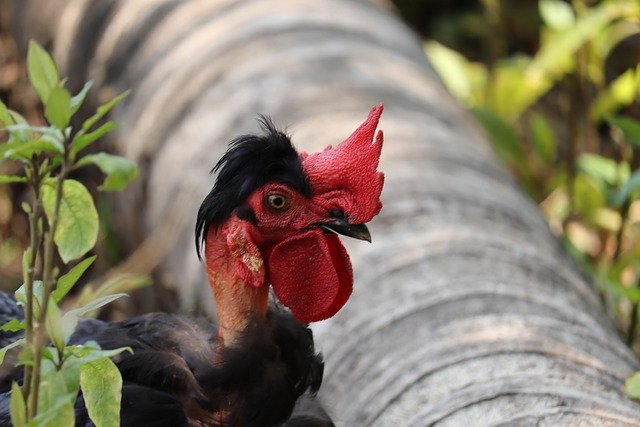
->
[425,0,640,364]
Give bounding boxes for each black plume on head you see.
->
[195,116,311,258]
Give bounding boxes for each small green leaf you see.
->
[80,357,122,427]
[573,173,606,222]
[10,382,26,427]
[602,277,640,303]
[0,98,14,127]
[42,179,99,263]
[53,255,97,302]
[539,0,575,30]
[62,294,126,342]
[608,116,640,148]
[529,113,556,163]
[71,121,119,154]
[0,319,25,332]
[0,176,26,184]
[27,41,59,105]
[610,171,640,207]
[21,202,31,214]
[15,281,44,319]
[66,343,131,366]
[45,296,65,351]
[2,139,63,161]
[64,293,126,320]
[77,153,138,191]
[70,81,93,116]
[577,153,620,185]
[0,338,25,364]
[44,86,73,129]
[626,371,640,400]
[82,90,130,132]
[471,107,525,164]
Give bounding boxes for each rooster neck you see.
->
[204,233,269,348]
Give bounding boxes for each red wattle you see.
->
[268,229,353,323]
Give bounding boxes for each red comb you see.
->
[303,104,384,223]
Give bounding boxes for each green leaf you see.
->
[532,2,628,81]
[0,338,25,364]
[65,343,130,366]
[65,293,126,319]
[610,171,640,207]
[0,319,25,332]
[42,179,99,263]
[577,153,620,185]
[471,107,524,164]
[424,40,488,105]
[573,173,606,222]
[70,81,93,116]
[0,98,13,127]
[82,90,130,132]
[31,369,75,427]
[80,358,123,427]
[592,70,638,120]
[529,113,556,163]
[608,116,640,148]
[626,371,640,400]
[10,382,26,427]
[15,281,44,319]
[53,255,97,302]
[27,41,59,105]
[1,139,62,161]
[44,86,72,129]
[77,153,138,191]
[539,0,575,30]
[71,121,119,155]
[61,294,126,342]
[0,176,26,184]
[45,296,65,351]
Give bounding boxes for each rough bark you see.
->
[7,0,640,424]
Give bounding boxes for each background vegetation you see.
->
[1,0,640,404]
[403,0,640,394]
[395,0,640,349]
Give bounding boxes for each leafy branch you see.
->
[0,41,140,426]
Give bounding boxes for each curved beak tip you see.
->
[318,221,372,242]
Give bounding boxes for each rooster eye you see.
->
[265,193,290,211]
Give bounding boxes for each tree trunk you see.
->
[7,0,640,424]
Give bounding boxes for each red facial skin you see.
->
[205,104,384,347]
[205,183,349,346]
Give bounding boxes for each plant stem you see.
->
[27,155,67,419]
[22,162,42,409]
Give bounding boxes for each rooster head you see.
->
[196,105,384,338]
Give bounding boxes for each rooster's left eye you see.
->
[265,193,291,211]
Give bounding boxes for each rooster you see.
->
[0,105,385,426]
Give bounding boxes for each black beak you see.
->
[316,219,372,242]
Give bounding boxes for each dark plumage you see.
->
[0,299,329,427]
[195,117,311,258]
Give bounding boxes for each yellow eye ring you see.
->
[265,193,291,211]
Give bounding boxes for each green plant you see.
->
[425,0,640,398]
[0,41,140,425]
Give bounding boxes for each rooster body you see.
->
[0,106,385,426]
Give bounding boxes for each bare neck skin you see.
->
[204,234,269,348]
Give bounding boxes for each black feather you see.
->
[66,307,325,426]
[0,304,328,426]
[195,117,311,258]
